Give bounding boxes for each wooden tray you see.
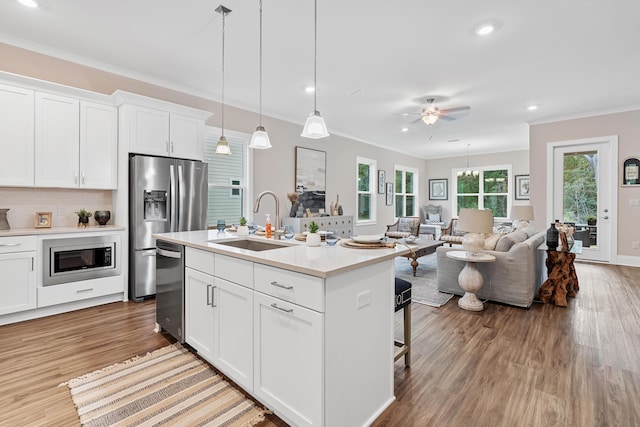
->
[340,239,396,249]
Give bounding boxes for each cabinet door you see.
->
[169,113,203,160]
[80,101,118,189]
[0,84,34,187]
[34,92,80,187]
[185,267,214,361]
[254,292,323,427]
[129,105,170,156]
[0,251,36,315]
[213,278,253,391]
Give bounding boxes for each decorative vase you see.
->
[94,210,111,226]
[0,208,9,230]
[78,216,90,228]
[546,222,559,250]
[237,225,249,235]
[306,232,321,247]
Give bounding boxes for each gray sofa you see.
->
[436,227,545,308]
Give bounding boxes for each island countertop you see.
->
[153,229,412,278]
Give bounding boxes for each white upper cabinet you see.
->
[34,93,117,189]
[115,91,210,161]
[34,92,80,188]
[80,101,118,189]
[0,83,34,187]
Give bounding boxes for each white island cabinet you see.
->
[156,230,402,427]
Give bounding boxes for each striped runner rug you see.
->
[61,343,268,427]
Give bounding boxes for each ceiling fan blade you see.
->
[439,105,471,114]
[409,117,423,124]
[439,115,457,121]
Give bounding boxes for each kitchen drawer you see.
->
[254,264,324,312]
[38,275,123,307]
[215,254,253,288]
[0,236,37,253]
[185,247,215,275]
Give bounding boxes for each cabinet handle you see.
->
[31,257,34,271]
[171,141,174,153]
[270,281,293,290]
[270,303,293,313]
[74,171,78,184]
[82,171,86,184]
[0,243,20,247]
[206,284,212,306]
[212,286,217,307]
[166,141,170,153]
[77,288,94,293]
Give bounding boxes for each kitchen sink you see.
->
[212,239,291,252]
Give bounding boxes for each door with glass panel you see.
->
[551,137,616,262]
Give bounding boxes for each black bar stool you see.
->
[394,277,412,367]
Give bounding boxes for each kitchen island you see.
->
[153,229,413,427]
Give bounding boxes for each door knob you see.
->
[602,216,609,220]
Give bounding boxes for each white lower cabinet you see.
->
[0,236,36,315]
[212,277,253,391]
[185,267,215,361]
[253,291,323,427]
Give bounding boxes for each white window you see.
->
[453,165,512,218]
[394,165,418,218]
[356,156,376,225]
[204,127,251,227]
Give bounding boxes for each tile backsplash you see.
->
[0,188,112,228]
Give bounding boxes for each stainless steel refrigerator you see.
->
[129,154,208,301]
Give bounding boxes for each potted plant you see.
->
[75,209,92,228]
[586,216,597,226]
[306,220,321,246]
[237,216,249,235]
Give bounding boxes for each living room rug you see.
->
[61,343,268,427]
[395,253,453,307]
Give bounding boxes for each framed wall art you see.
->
[515,175,530,200]
[35,211,52,228]
[378,170,386,194]
[623,157,639,186]
[429,178,448,200]
[385,182,394,206]
[295,146,326,212]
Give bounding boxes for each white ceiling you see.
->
[1,0,639,159]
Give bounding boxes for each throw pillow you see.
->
[428,213,441,222]
[484,233,503,250]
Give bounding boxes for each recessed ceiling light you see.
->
[526,105,539,111]
[305,86,315,93]
[476,24,495,36]
[345,88,364,95]
[401,127,409,133]
[18,0,38,8]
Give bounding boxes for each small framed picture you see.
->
[515,175,530,200]
[623,157,639,186]
[385,182,394,206]
[378,170,386,194]
[429,178,448,200]
[35,211,52,228]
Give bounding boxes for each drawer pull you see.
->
[270,281,293,290]
[0,243,20,247]
[206,284,212,306]
[270,303,293,313]
[77,288,94,293]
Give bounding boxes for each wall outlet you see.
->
[57,205,66,216]
[632,241,640,249]
[630,198,640,206]
[356,290,372,309]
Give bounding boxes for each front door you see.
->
[549,136,618,262]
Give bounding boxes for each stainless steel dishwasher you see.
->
[155,240,185,343]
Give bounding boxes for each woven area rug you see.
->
[395,253,453,307]
[61,343,268,427]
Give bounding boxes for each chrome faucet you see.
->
[253,191,281,238]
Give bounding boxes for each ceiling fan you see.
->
[407,98,471,125]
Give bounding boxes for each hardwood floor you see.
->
[1,261,638,426]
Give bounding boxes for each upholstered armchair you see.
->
[419,204,450,239]
[385,217,421,239]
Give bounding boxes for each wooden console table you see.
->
[537,241,581,307]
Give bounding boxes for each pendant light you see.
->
[457,144,479,177]
[301,0,329,139]
[215,5,232,155]
[249,0,272,149]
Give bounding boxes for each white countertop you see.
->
[153,230,414,278]
[0,225,125,237]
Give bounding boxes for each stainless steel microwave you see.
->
[43,235,120,286]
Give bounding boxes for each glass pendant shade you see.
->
[301,111,329,139]
[215,135,231,155]
[249,126,272,149]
